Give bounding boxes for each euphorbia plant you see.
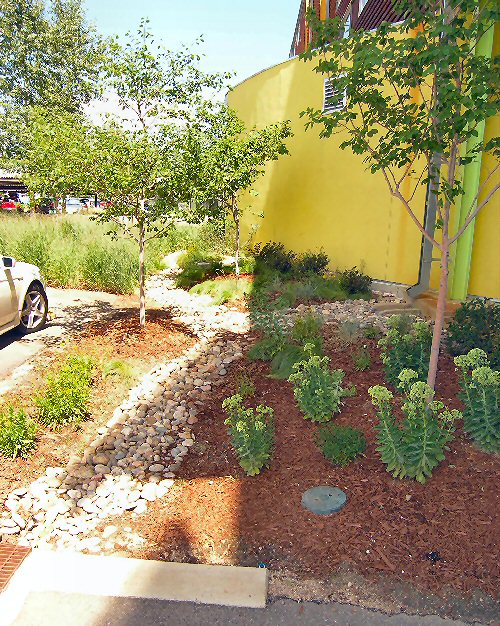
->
[454,348,500,452]
[222,394,274,476]
[369,369,460,483]
[288,343,353,422]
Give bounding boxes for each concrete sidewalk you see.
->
[0,551,483,626]
[9,593,481,626]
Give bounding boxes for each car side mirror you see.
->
[2,256,16,268]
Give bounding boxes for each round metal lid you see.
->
[301,486,347,515]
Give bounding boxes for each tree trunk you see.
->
[232,199,240,277]
[138,212,146,329]
[427,238,449,390]
[61,197,67,214]
[235,214,241,277]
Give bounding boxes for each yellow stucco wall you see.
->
[228,55,427,286]
[228,47,499,296]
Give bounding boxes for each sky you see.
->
[83,0,299,86]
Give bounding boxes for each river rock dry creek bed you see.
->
[1,270,498,624]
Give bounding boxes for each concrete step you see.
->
[1,550,268,624]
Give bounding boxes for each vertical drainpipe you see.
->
[449,22,495,301]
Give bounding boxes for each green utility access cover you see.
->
[301,486,347,515]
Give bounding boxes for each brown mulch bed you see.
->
[135,326,499,600]
[0,308,195,502]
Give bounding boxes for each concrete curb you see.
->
[4,551,268,610]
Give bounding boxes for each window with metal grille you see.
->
[323,77,347,113]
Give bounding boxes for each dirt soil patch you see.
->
[129,325,498,612]
[0,308,195,502]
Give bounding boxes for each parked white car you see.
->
[0,257,48,336]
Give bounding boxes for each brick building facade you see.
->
[290,0,404,57]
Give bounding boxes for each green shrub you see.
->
[190,277,253,305]
[378,316,432,387]
[363,324,383,340]
[236,373,256,399]
[271,343,311,379]
[288,345,350,422]
[369,370,460,484]
[353,346,371,371]
[36,355,94,429]
[0,406,37,459]
[446,299,500,369]
[315,423,366,466]
[252,241,296,274]
[247,309,288,362]
[222,394,274,476]
[295,250,330,275]
[338,267,372,295]
[270,312,324,379]
[291,310,323,352]
[175,249,225,288]
[454,349,500,453]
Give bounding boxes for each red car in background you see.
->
[1,199,17,210]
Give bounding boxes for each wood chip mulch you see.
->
[0,308,196,502]
[134,328,499,600]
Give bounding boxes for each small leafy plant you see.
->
[314,423,366,466]
[337,319,362,344]
[270,311,324,379]
[338,267,372,295]
[379,316,432,387]
[222,394,274,476]
[288,344,350,422]
[0,405,37,459]
[369,370,460,484]
[291,310,323,353]
[36,355,94,429]
[446,299,500,369]
[236,372,256,399]
[454,349,500,453]
[363,324,383,340]
[353,346,371,371]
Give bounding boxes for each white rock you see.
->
[134,499,148,514]
[141,483,158,502]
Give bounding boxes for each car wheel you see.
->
[19,284,48,334]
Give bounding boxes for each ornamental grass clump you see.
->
[288,344,352,422]
[222,394,274,476]
[369,370,460,484]
[315,423,366,467]
[454,349,500,453]
[0,405,37,459]
[36,355,94,429]
[378,316,432,387]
